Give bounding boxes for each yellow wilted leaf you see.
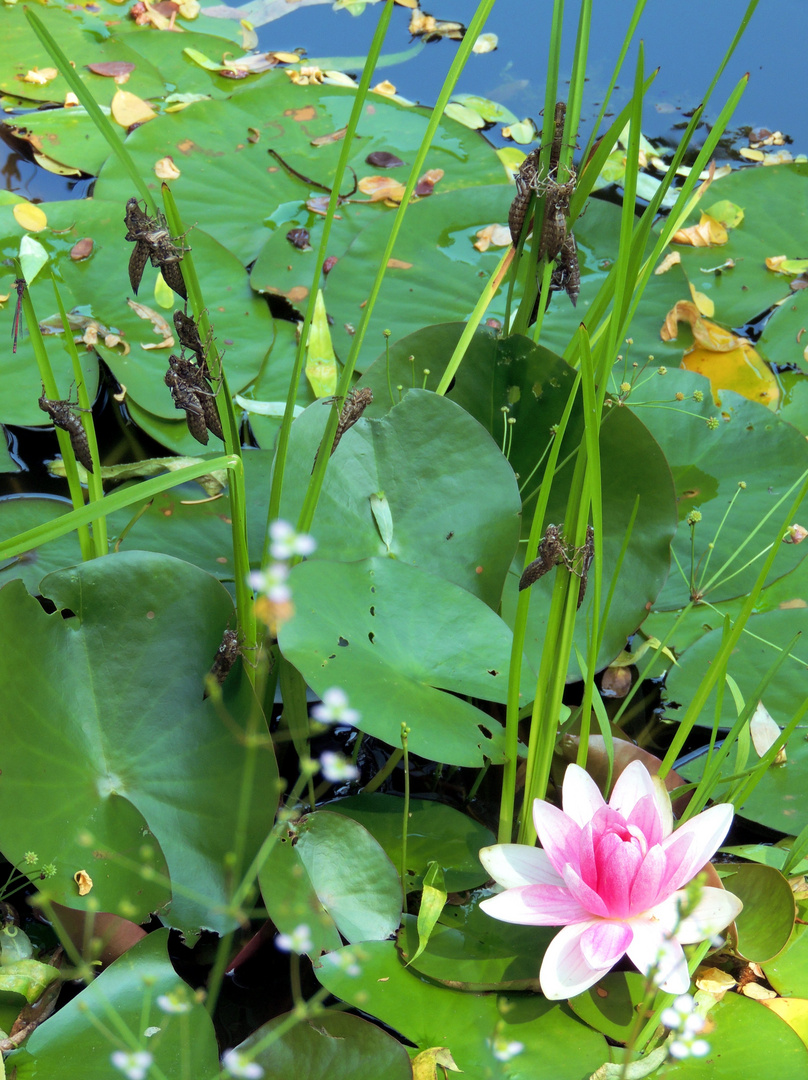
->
[154,155,181,179]
[766,255,808,275]
[177,0,199,16]
[681,344,778,408]
[739,147,764,162]
[695,967,737,995]
[269,51,301,63]
[21,67,58,85]
[111,89,157,128]
[372,80,397,96]
[689,282,714,317]
[661,301,740,350]
[74,870,93,896]
[32,151,82,177]
[13,202,48,232]
[655,251,681,275]
[671,212,728,247]
[358,175,407,203]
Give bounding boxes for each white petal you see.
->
[539,922,612,999]
[661,803,735,893]
[626,919,691,995]
[651,887,743,944]
[561,764,605,827]
[479,844,564,888]
[609,760,655,817]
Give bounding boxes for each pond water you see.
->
[2,0,806,204]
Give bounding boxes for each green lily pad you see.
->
[568,971,648,1043]
[236,1008,413,1080]
[397,905,551,991]
[0,551,278,937]
[276,389,522,608]
[663,990,808,1079]
[0,497,83,592]
[0,7,167,107]
[665,608,808,729]
[294,811,402,942]
[721,862,796,963]
[278,557,536,765]
[316,939,608,1079]
[7,931,219,1080]
[764,922,808,998]
[678,728,808,836]
[329,793,495,892]
[666,164,808,330]
[359,326,678,676]
[94,71,509,265]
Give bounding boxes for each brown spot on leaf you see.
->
[70,238,94,261]
[285,106,316,121]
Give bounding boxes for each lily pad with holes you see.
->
[278,556,535,766]
[0,551,277,937]
[273,389,522,608]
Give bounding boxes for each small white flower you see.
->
[689,1039,710,1057]
[311,687,360,726]
[275,924,313,954]
[156,990,192,1014]
[248,563,291,603]
[111,1050,153,1080]
[221,1048,264,1078]
[669,1040,691,1060]
[269,520,317,560]
[319,751,359,783]
[491,1037,524,1062]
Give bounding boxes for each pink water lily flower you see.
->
[479,762,742,1000]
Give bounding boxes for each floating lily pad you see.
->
[721,862,796,963]
[330,793,495,892]
[279,556,535,765]
[95,71,509,266]
[0,551,278,937]
[316,939,608,1080]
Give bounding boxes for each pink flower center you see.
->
[578,807,660,918]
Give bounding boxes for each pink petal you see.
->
[628,844,667,913]
[532,799,583,877]
[561,764,605,827]
[651,886,743,944]
[539,922,613,999]
[562,863,610,918]
[625,794,664,848]
[479,884,591,926]
[479,844,565,888]
[609,760,656,817]
[593,833,643,916]
[660,803,734,894]
[626,918,690,995]
[580,920,633,968]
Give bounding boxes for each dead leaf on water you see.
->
[87,61,136,81]
[671,212,728,247]
[358,175,407,203]
[472,32,498,53]
[70,238,94,260]
[154,155,181,179]
[311,126,347,146]
[74,870,93,896]
[474,224,511,251]
[365,151,405,168]
[32,152,82,178]
[372,80,397,96]
[654,251,681,275]
[20,67,58,86]
[415,168,444,196]
[387,258,413,270]
[128,298,174,345]
[13,202,48,232]
[111,89,157,128]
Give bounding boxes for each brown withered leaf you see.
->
[366,151,405,169]
[414,168,444,197]
[323,256,338,274]
[87,62,136,78]
[70,238,94,261]
[286,227,311,250]
[387,258,413,270]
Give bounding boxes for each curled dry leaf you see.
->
[654,251,681,275]
[358,175,407,203]
[87,61,136,80]
[127,298,174,345]
[111,89,157,128]
[414,168,444,197]
[671,212,728,247]
[69,238,94,261]
[366,151,405,169]
[154,155,181,179]
[286,66,324,85]
[472,32,498,53]
[12,203,48,232]
[73,870,93,896]
[739,147,765,162]
[372,80,397,96]
[286,227,311,250]
[20,67,59,85]
[473,224,512,252]
[409,11,465,40]
[247,127,260,143]
[322,256,338,274]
